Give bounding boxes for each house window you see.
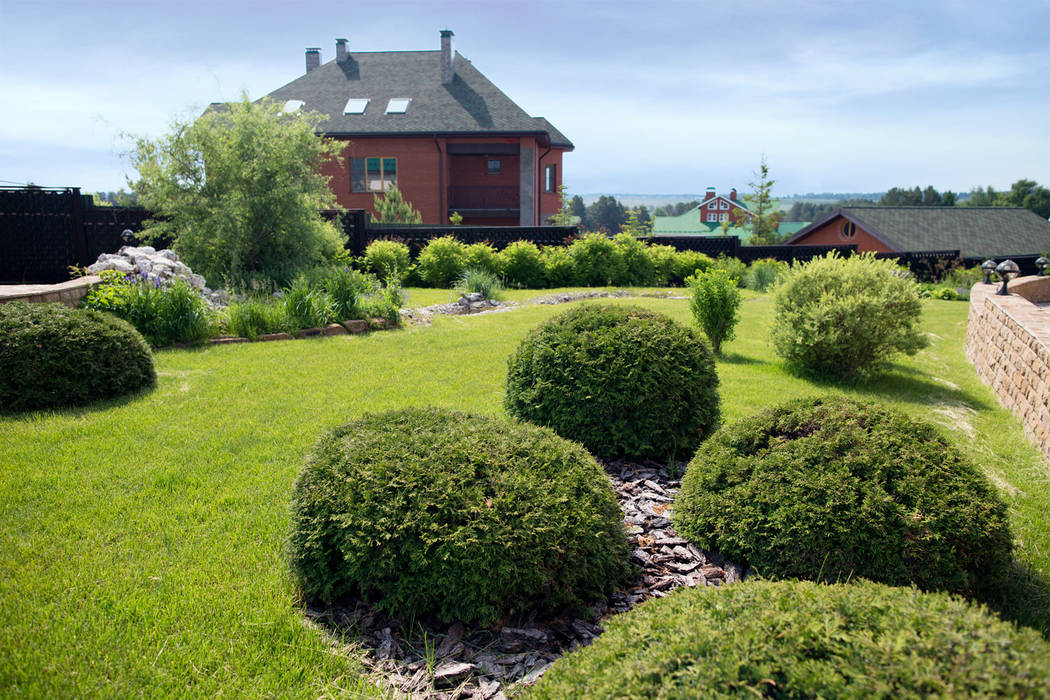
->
[720,213,728,222]
[385,98,411,114]
[720,200,729,210]
[708,201,718,210]
[350,157,397,192]
[841,220,857,240]
[706,213,719,222]
[487,159,501,175]
[545,164,557,193]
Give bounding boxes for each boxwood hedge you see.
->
[0,301,155,412]
[526,580,1050,699]
[288,407,631,625]
[673,396,1012,596]
[505,305,719,459]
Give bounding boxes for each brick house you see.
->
[785,206,1050,257]
[651,187,808,241]
[259,31,572,226]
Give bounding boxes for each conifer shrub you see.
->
[771,252,928,379]
[0,301,155,412]
[505,305,719,459]
[416,235,468,287]
[673,397,1013,596]
[568,233,626,286]
[362,239,412,284]
[288,407,631,625]
[526,580,1050,699]
[498,240,546,289]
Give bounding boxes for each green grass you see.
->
[2,291,1049,696]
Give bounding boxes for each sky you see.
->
[1,0,1049,197]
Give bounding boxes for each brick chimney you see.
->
[704,186,716,201]
[336,38,348,63]
[440,29,456,84]
[730,188,737,201]
[305,47,321,73]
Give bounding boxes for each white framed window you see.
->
[720,213,728,222]
[706,213,719,222]
[720,200,729,210]
[708,201,718,210]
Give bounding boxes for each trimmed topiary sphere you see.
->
[526,580,1050,699]
[673,397,1012,596]
[505,305,719,459]
[288,407,631,625]
[0,301,155,412]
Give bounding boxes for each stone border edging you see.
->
[966,277,1050,460]
[0,276,102,308]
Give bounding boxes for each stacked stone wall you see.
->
[966,277,1050,460]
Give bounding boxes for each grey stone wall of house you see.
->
[519,147,536,226]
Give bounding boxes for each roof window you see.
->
[282,100,305,113]
[344,98,369,115]
[385,98,411,114]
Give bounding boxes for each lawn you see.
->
[2,290,1049,697]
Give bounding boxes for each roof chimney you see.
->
[730,188,737,201]
[440,29,455,84]
[336,38,348,63]
[305,47,321,73]
[704,186,716,201]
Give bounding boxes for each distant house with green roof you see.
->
[650,186,807,243]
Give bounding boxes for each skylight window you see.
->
[344,98,369,115]
[283,100,305,113]
[385,98,411,114]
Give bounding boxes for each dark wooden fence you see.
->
[0,186,153,283]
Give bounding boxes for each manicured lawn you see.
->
[2,291,1048,697]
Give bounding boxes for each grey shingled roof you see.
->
[788,206,1050,258]
[262,50,573,148]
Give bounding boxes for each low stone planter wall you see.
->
[966,276,1050,460]
[0,276,102,308]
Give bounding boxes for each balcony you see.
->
[448,186,519,217]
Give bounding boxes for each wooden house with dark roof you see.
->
[786,206,1050,258]
[259,31,572,226]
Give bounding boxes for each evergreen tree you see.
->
[372,184,422,223]
[743,156,780,245]
[586,195,627,233]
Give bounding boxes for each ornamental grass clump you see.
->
[771,251,927,380]
[505,305,719,459]
[0,301,155,412]
[673,397,1013,597]
[288,407,631,625]
[526,580,1050,699]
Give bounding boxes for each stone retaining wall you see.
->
[966,276,1050,460]
[0,276,102,308]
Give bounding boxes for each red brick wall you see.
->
[789,217,896,253]
[539,149,566,223]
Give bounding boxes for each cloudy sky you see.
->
[1,0,1048,196]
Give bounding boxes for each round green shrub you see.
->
[542,245,577,287]
[505,305,719,459]
[416,235,467,287]
[499,240,546,289]
[362,239,412,283]
[462,242,500,276]
[673,397,1012,596]
[568,233,626,286]
[771,252,928,379]
[288,407,631,625]
[0,301,155,412]
[670,249,713,284]
[612,233,656,286]
[644,244,678,286]
[526,580,1050,699]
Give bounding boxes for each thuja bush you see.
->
[362,239,412,284]
[288,407,630,624]
[526,580,1050,699]
[416,235,467,287]
[568,233,626,286]
[771,252,928,379]
[506,305,719,459]
[498,240,546,289]
[673,397,1013,596]
[0,301,155,412]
